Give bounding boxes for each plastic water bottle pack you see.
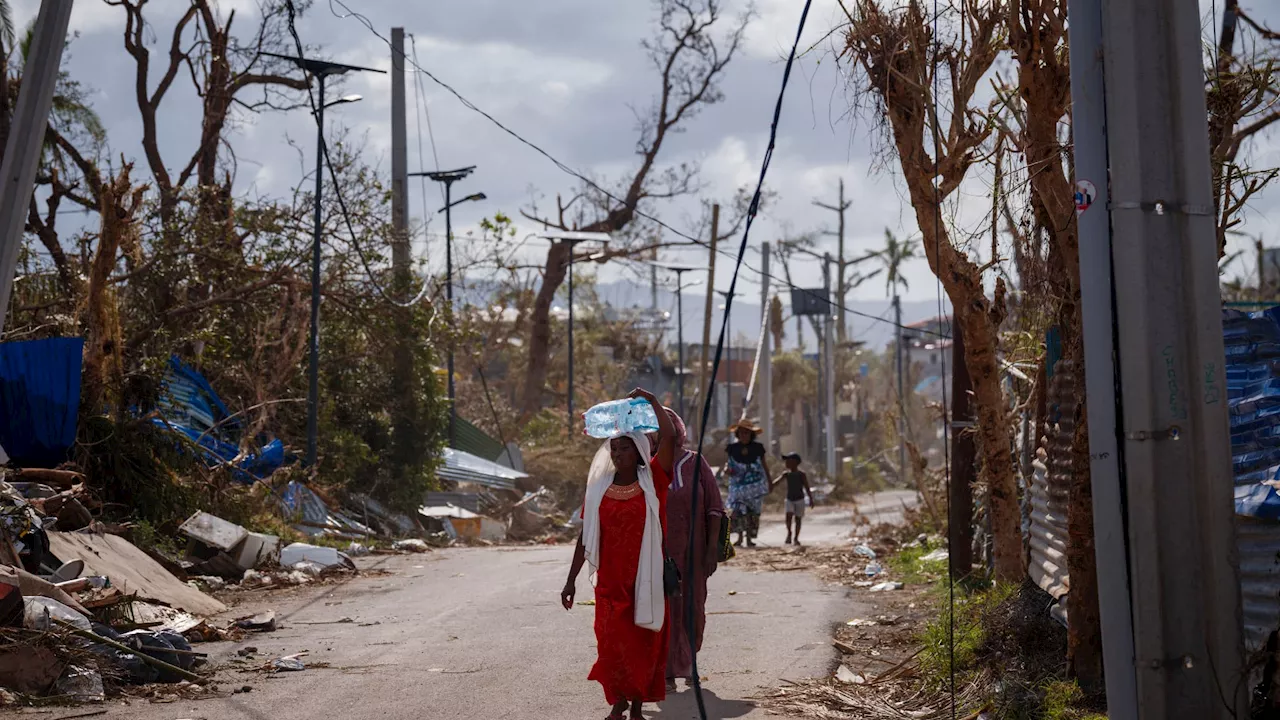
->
[582,398,660,439]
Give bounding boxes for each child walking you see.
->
[774,453,814,545]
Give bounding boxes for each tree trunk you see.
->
[913,206,1022,581]
[519,241,570,419]
[1067,362,1104,692]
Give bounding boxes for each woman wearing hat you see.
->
[725,420,771,547]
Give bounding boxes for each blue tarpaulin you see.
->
[154,356,287,482]
[0,337,85,466]
[1225,307,1280,519]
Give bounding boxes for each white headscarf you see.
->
[579,432,666,632]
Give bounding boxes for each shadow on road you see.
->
[650,688,756,718]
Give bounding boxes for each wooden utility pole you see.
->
[699,204,719,406]
[948,323,974,579]
[813,180,851,344]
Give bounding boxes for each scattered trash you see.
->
[845,618,878,627]
[577,600,596,606]
[346,542,372,557]
[853,544,877,560]
[54,665,105,703]
[190,576,225,592]
[728,590,738,596]
[23,596,91,631]
[863,561,884,577]
[869,581,904,592]
[920,548,950,563]
[231,532,281,570]
[237,646,258,657]
[279,542,354,570]
[392,539,430,554]
[418,506,505,543]
[234,611,277,633]
[179,512,248,553]
[270,653,307,672]
[835,665,866,684]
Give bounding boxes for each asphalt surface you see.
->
[96,491,916,720]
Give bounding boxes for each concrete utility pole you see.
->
[388,27,415,470]
[823,253,837,477]
[0,0,75,336]
[813,180,851,344]
[760,243,773,454]
[700,204,719,412]
[1068,0,1138,713]
[1102,0,1245,715]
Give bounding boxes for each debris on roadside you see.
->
[233,611,277,633]
[869,581,903,592]
[392,539,430,554]
[418,505,505,543]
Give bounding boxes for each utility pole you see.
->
[700,204,719,414]
[416,167,484,448]
[267,52,383,468]
[760,243,773,455]
[823,254,836,477]
[947,323,974,580]
[894,295,907,486]
[0,0,75,336]
[1069,0,1138,711]
[389,27,415,474]
[813,180,851,344]
[716,289,737,427]
[1102,0,1245,715]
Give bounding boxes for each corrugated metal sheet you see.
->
[424,492,480,514]
[1238,516,1280,652]
[438,448,527,492]
[1028,361,1074,600]
[1224,308,1280,653]
[454,417,505,462]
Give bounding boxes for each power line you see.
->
[409,32,444,275]
[322,0,951,340]
[283,1,433,309]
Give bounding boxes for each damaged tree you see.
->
[841,0,1024,581]
[518,0,748,421]
[995,0,1102,689]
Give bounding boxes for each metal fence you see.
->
[1027,361,1074,604]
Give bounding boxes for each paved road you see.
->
[98,491,912,720]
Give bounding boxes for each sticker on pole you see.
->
[1075,180,1097,214]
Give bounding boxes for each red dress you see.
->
[588,462,670,706]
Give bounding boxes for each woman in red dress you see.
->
[562,388,677,720]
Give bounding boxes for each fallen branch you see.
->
[54,620,207,685]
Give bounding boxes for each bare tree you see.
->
[517,0,749,421]
[841,0,1024,581]
[104,0,309,236]
[1209,1,1280,257]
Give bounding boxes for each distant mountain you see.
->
[451,277,949,352]
[594,279,949,352]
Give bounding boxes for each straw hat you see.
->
[729,419,763,435]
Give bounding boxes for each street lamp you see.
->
[412,166,483,449]
[265,52,384,469]
[540,231,611,435]
[653,263,700,419]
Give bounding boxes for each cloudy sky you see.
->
[11,0,1280,323]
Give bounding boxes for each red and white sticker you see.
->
[1075,180,1097,214]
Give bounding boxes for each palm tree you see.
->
[875,228,919,300]
[874,228,919,488]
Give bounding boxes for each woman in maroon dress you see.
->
[562,388,677,720]
[656,408,724,689]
